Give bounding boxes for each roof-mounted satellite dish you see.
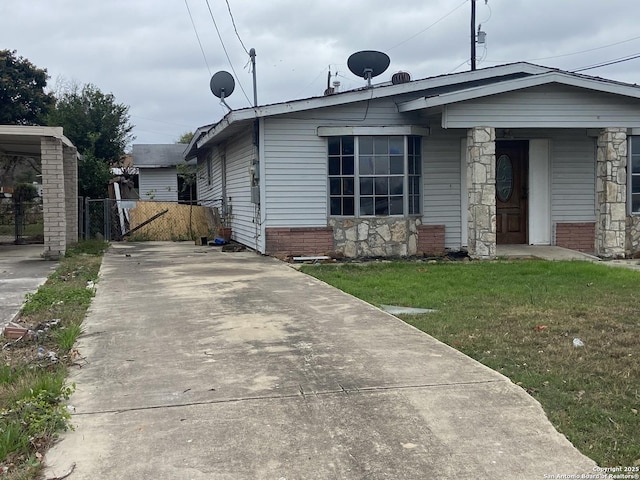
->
[347,50,390,88]
[210,71,235,110]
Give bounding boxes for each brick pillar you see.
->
[467,126,496,259]
[596,127,627,258]
[41,137,67,259]
[63,146,78,244]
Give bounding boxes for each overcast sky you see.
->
[2,0,640,147]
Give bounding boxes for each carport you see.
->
[0,125,78,259]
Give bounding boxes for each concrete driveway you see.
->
[44,242,596,479]
[0,244,57,326]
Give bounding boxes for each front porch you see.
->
[466,126,628,260]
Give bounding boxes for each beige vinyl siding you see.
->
[423,132,465,249]
[262,98,422,227]
[138,168,178,202]
[443,84,640,128]
[550,133,596,223]
[224,129,259,250]
[197,150,223,208]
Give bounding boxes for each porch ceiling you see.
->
[0,125,75,158]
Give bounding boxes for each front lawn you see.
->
[300,260,640,467]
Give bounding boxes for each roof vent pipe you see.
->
[391,71,411,84]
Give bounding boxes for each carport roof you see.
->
[0,125,76,157]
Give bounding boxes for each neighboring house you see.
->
[132,144,196,203]
[184,62,640,259]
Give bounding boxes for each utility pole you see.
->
[250,48,257,107]
[471,0,477,71]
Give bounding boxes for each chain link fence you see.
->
[79,198,220,242]
[0,198,44,244]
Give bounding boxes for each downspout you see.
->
[252,118,263,252]
[220,144,228,221]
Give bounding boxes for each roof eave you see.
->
[398,71,640,111]
[192,62,552,150]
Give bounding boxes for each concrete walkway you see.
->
[44,242,596,479]
[0,244,57,326]
[497,244,640,270]
[496,244,600,261]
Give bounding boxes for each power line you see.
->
[184,0,211,75]
[292,65,332,99]
[204,0,252,107]
[387,0,468,51]
[484,34,640,64]
[449,58,470,73]
[225,0,250,56]
[571,52,640,73]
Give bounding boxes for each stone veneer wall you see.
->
[595,128,627,258]
[329,218,421,257]
[625,216,640,257]
[265,227,333,256]
[555,223,595,253]
[467,126,496,259]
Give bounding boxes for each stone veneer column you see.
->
[63,146,78,244]
[596,127,627,258]
[467,126,496,259]
[41,137,67,259]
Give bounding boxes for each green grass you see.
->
[0,240,107,478]
[64,239,109,257]
[301,260,640,467]
[0,222,43,237]
[53,324,84,353]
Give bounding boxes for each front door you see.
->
[496,141,528,244]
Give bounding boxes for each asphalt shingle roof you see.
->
[132,144,188,168]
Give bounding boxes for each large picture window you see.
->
[631,136,640,213]
[328,135,421,217]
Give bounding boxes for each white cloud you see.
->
[2,0,640,145]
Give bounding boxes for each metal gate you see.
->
[78,198,129,241]
[0,199,44,244]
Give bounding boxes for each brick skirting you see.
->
[555,222,595,253]
[265,227,334,256]
[417,225,446,256]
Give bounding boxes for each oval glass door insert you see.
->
[496,154,513,202]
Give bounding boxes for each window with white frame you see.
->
[631,136,640,213]
[328,135,421,217]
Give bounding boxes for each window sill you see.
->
[328,215,422,219]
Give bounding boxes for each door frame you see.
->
[495,140,529,244]
[528,139,551,245]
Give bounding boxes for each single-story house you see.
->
[132,144,196,203]
[0,125,77,259]
[184,62,640,259]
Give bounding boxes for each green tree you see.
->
[47,82,135,197]
[0,49,55,125]
[77,154,112,199]
[176,131,194,144]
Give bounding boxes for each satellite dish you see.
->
[347,50,390,87]
[210,71,235,98]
